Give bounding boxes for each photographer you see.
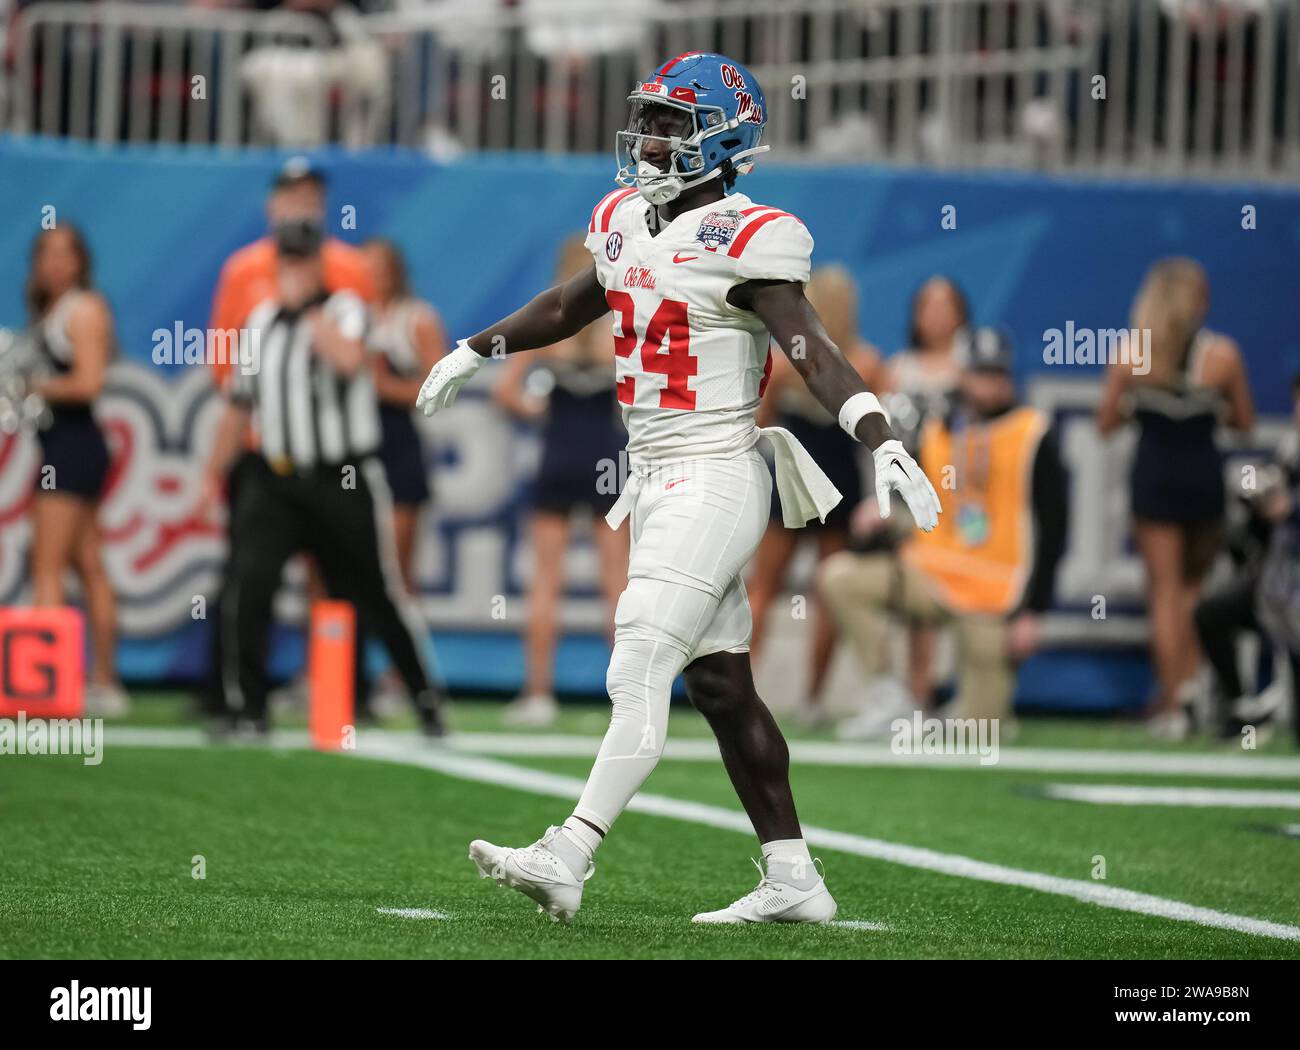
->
[820,330,1067,737]
[202,208,443,736]
[1194,373,1300,740]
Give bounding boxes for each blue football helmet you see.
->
[615,51,770,206]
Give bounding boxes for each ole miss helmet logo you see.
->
[721,63,765,125]
[605,232,623,261]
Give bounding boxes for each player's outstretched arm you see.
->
[740,279,941,532]
[418,266,608,416]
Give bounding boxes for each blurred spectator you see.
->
[1250,452,1300,748]
[821,329,1066,738]
[359,237,445,715]
[361,238,446,591]
[877,275,971,705]
[521,0,656,58]
[748,265,885,726]
[25,224,127,715]
[242,0,389,147]
[1097,257,1254,739]
[884,275,970,441]
[492,234,628,728]
[1194,372,1300,739]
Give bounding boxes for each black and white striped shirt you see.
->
[230,291,380,469]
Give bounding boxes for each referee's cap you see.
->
[272,156,327,191]
[961,326,1015,375]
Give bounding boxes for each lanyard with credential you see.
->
[951,411,993,547]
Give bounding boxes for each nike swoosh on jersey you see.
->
[664,477,690,490]
[672,253,699,263]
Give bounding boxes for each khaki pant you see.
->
[819,551,1014,722]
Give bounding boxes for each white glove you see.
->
[416,340,484,416]
[873,439,942,532]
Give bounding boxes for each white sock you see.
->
[550,817,603,878]
[762,838,818,890]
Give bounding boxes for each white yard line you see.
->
[107,726,1300,780]
[444,732,1300,780]
[103,727,1300,944]
[1042,784,1300,809]
[376,907,448,920]
[353,740,1300,945]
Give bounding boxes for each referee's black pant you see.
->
[213,454,437,723]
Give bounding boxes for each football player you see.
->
[417,52,941,923]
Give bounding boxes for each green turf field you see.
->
[2,696,1298,959]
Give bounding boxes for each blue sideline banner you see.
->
[1,137,1297,704]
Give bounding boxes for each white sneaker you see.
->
[469,826,591,923]
[501,693,558,728]
[836,677,917,740]
[269,676,309,715]
[84,683,130,717]
[793,703,834,731]
[1233,680,1286,726]
[693,859,838,924]
[369,679,408,719]
[1147,707,1191,741]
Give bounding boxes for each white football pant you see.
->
[572,451,771,833]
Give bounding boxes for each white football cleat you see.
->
[693,859,838,924]
[469,827,592,923]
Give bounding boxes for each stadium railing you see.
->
[4,0,1298,180]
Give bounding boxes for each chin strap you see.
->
[621,144,773,205]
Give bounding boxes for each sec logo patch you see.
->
[605,232,623,261]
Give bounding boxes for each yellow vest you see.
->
[902,405,1049,615]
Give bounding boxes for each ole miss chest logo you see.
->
[624,266,657,290]
[605,232,623,261]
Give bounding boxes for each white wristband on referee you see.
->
[838,391,889,441]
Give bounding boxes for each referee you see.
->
[203,220,444,736]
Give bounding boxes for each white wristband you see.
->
[452,338,485,365]
[838,391,888,441]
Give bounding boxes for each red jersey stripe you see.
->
[728,210,794,258]
[590,189,624,233]
[598,188,639,233]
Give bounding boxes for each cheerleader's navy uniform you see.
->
[770,392,862,530]
[1130,330,1226,526]
[533,360,623,516]
[35,291,110,500]
[370,299,433,508]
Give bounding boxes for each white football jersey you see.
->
[584,188,813,463]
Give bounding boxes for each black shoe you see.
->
[205,713,239,743]
[416,690,447,738]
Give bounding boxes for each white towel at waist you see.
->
[603,428,842,531]
[758,425,843,528]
